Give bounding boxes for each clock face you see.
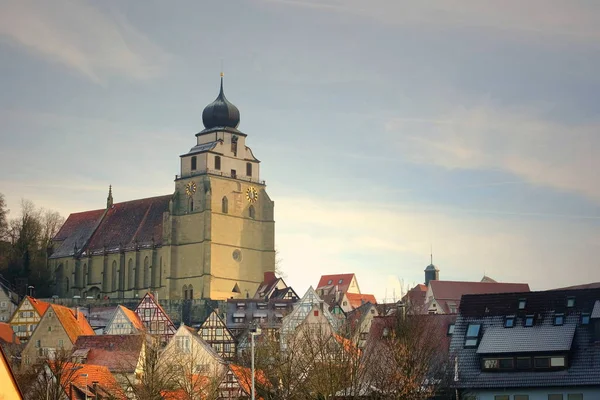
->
[185,181,197,197]
[246,186,258,203]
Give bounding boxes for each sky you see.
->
[1,0,599,301]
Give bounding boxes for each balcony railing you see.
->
[176,169,265,185]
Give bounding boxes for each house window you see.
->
[191,156,197,171]
[482,358,513,371]
[494,396,509,400]
[518,299,526,309]
[144,309,151,318]
[248,205,255,219]
[0,301,6,308]
[35,340,41,348]
[464,324,481,347]
[548,394,563,400]
[567,395,583,400]
[327,279,332,285]
[231,169,237,179]
[567,297,575,308]
[524,315,534,327]
[447,324,455,335]
[534,357,550,369]
[342,301,347,306]
[504,316,515,328]
[48,326,52,332]
[58,339,63,347]
[222,196,228,214]
[233,316,244,323]
[550,356,565,367]
[216,328,223,336]
[338,279,343,284]
[581,313,591,325]
[314,310,319,317]
[231,135,238,156]
[554,314,564,326]
[246,162,252,177]
[215,156,221,170]
[516,357,531,370]
[514,396,529,400]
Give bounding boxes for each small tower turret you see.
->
[424,253,439,286]
[107,185,113,209]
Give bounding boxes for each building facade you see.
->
[48,76,276,301]
[9,296,49,342]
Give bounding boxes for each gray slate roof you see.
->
[476,324,575,354]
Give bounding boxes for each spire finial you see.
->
[107,185,113,209]
[430,243,433,265]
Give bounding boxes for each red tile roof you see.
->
[229,364,270,395]
[51,304,95,344]
[59,362,124,399]
[345,293,377,309]
[161,375,210,400]
[317,274,356,294]
[117,305,145,332]
[72,334,145,373]
[0,322,20,344]
[86,195,171,252]
[51,209,106,258]
[51,195,171,259]
[26,296,50,317]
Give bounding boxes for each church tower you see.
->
[166,75,276,300]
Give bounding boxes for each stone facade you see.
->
[48,78,275,301]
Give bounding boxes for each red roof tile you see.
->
[345,293,377,309]
[117,305,145,332]
[317,274,356,294]
[51,209,106,258]
[59,362,124,399]
[0,322,19,344]
[86,195,171,252]
[26,296,50,317]
[72,334,145,373]
[51,304,95,344]
[229,364,270,395]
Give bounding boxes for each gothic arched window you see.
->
[183,285,189,300]
[144,256,150,288]
[128,259,134,290]
[222,196,228,214]
[188,285,194,300]
[112,260,118,292]
[83,263,88,286]
[249,205,255,220]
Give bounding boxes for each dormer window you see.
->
[338,279,343,284]
[554,314,565,326]
[447,324,455,335]
[518,299,527,310]
[581,313,590,325]
[504,316,515,328]
[567,297,575,308]
[464,324,481,347]
[327,280,332,285]
[524,315,534,327]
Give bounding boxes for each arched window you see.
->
[128,259,134,290]
[159,257,162,288]
[249,205,255,219]
[222,196,228,214]
[83,263,88,286]
[74,265,81,288]
[189,285,194,300]
[189,198,194,213]
[112,261,118,292]
[65,277,70,293]
[215,156,221,170]
[246,162,252,177]
[191,156,197,171]
[183,285,188,300]
[143,257,150,288]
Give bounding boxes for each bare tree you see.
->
[361,311,453,400]
[0,193,8,241]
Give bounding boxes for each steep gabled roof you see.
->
[317,273,356,294]
[118,305,145,332]
[50,209,106,258]
[51,304,95,344]
[26,296,50,317]
[345,293,377,309]
[229,364,270,395]
[0,322,20,344]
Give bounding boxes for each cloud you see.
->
[275,195,600,301]
[0,0,169,82]
[385,106,600,203]
[260,0,600,41]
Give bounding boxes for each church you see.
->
[48,76,276,301]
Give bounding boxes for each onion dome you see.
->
[202,76,240,130]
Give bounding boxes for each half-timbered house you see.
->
[199,310,236,361]
[219,364,270,400]
[104,305,145,335]
[134,292,176,343]
[9,296,50,342]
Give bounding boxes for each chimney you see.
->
[263,271,276,285]
[75,307,79,320]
